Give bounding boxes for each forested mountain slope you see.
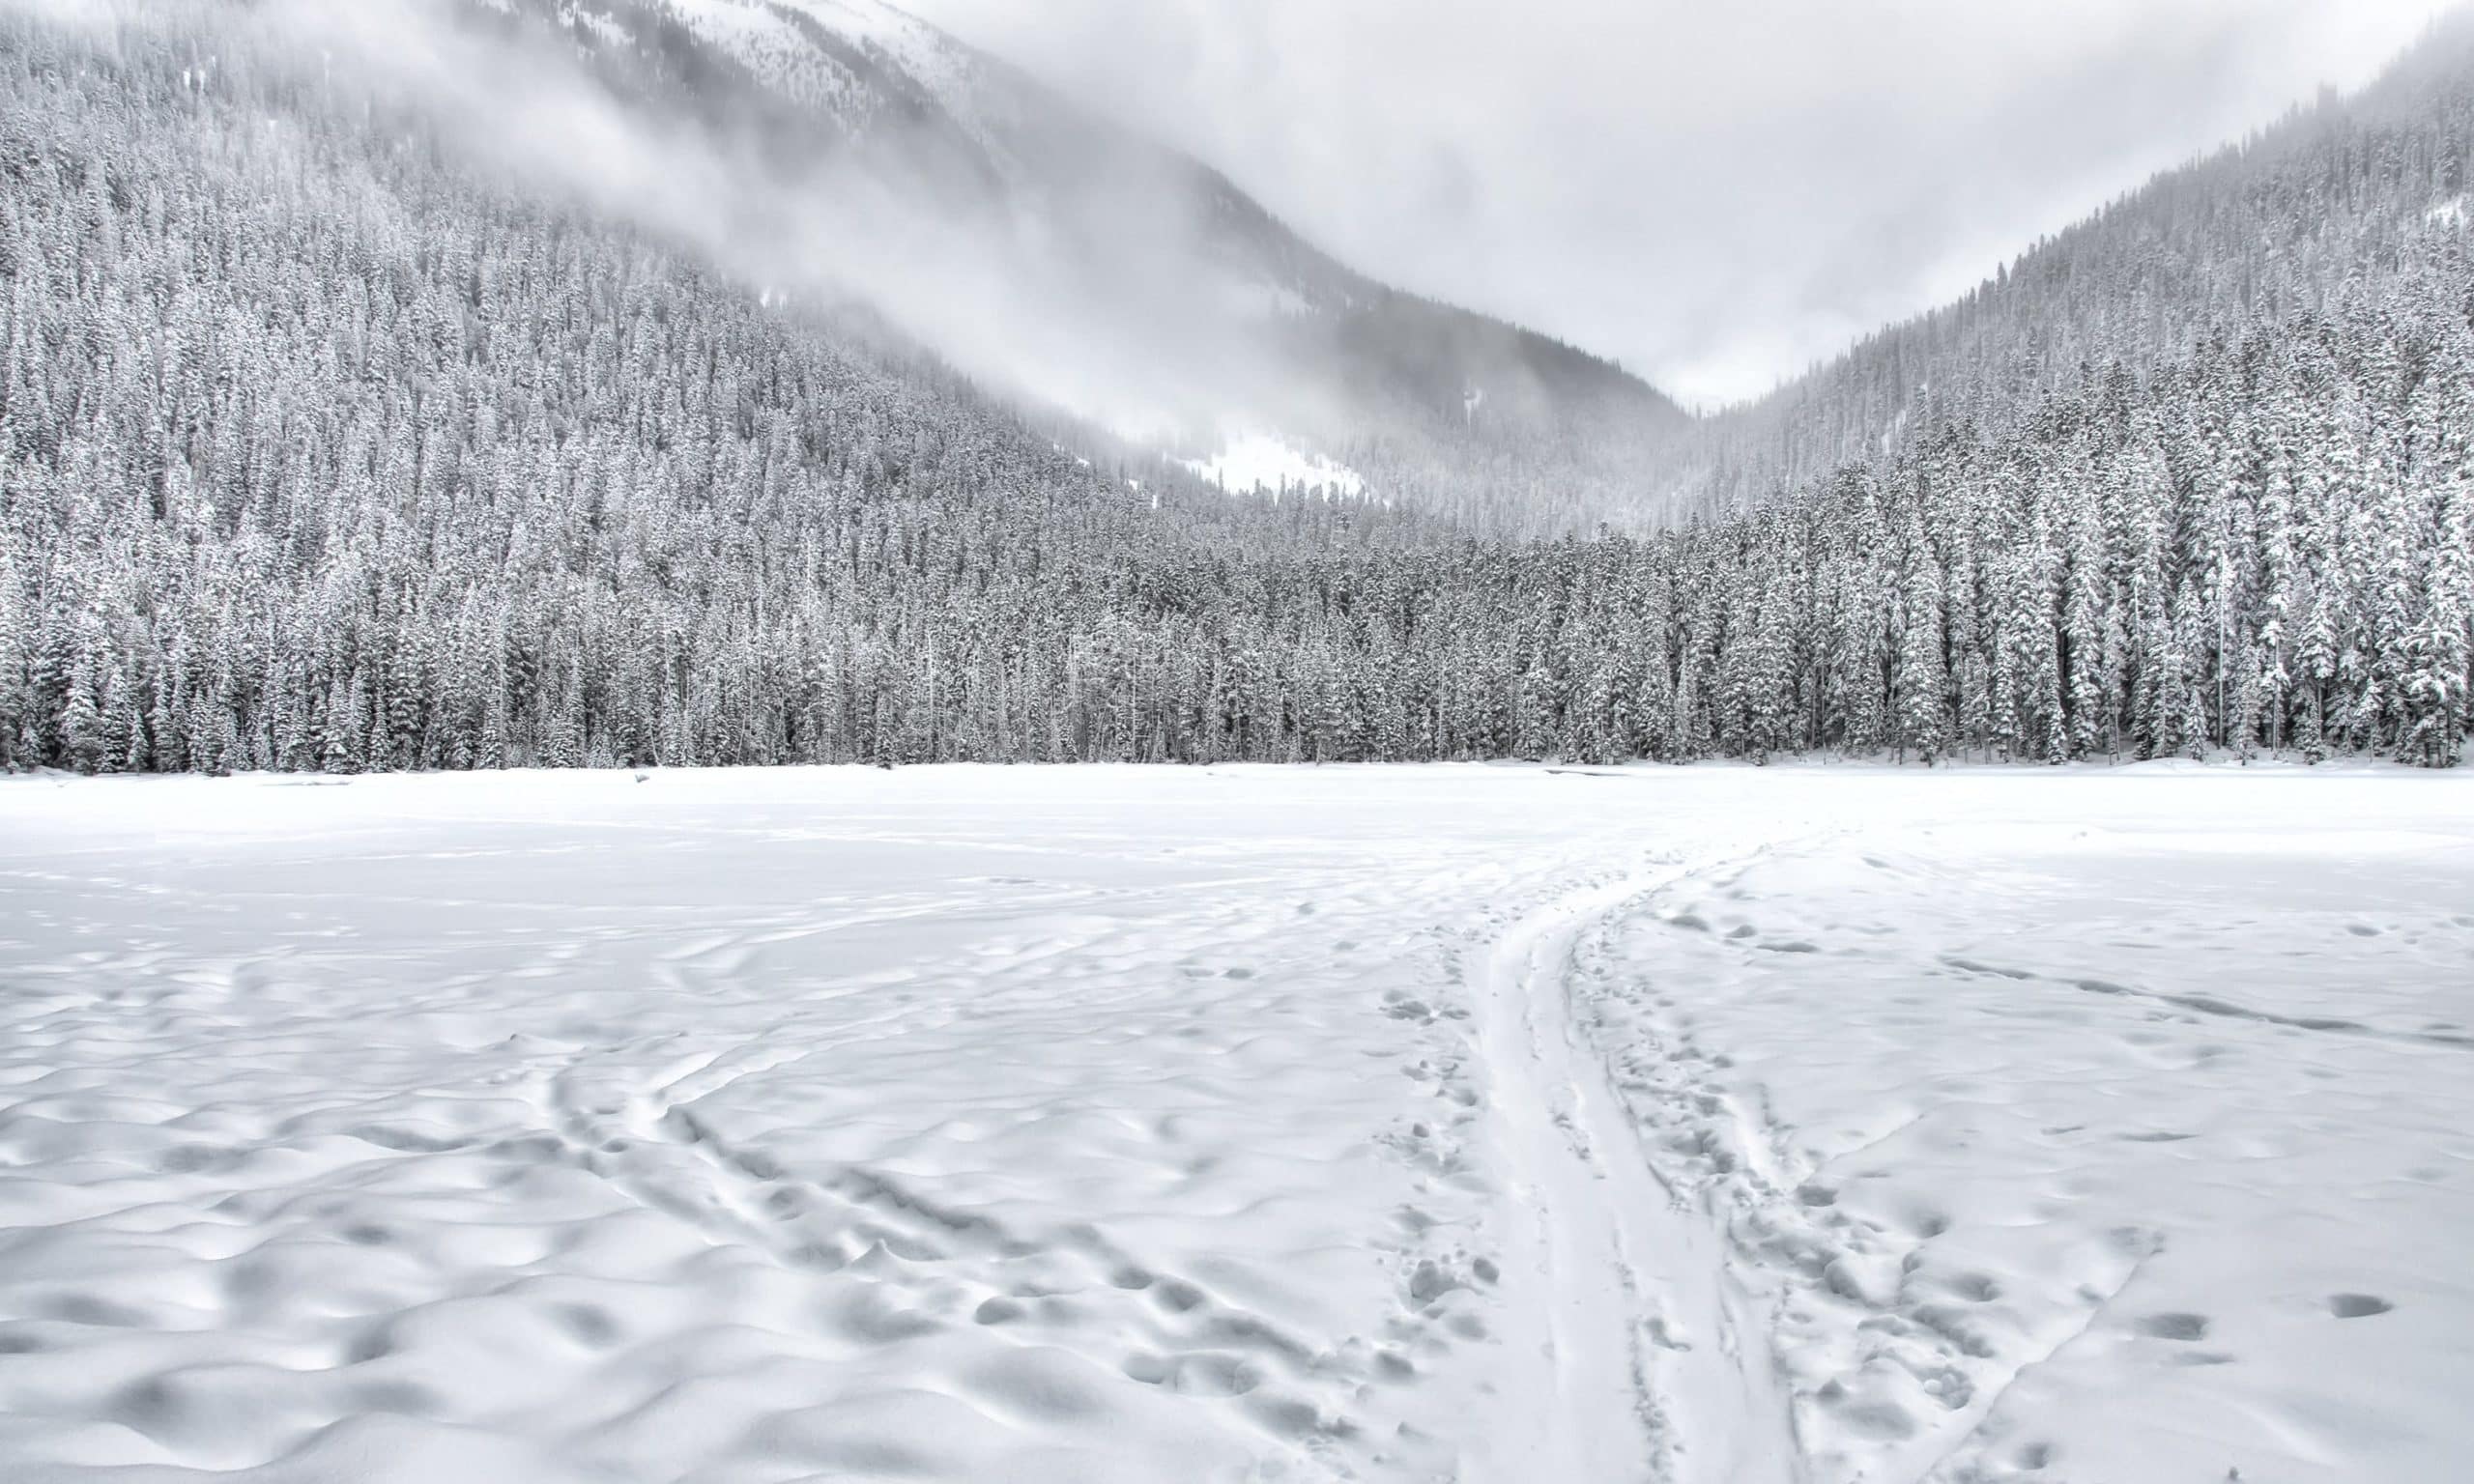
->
[0,2,2466,773]
[473,0,1688,534]
[1677,14,2474,514]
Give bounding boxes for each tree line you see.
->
[1,10,2466,774]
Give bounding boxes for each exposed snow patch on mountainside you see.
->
[648,0,893,120]
[557,2,627,45]
[646,0,1047,187]
[1181,433,1364,497]
[783,0,965,93]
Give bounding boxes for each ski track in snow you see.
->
[0,764,2469,1483]
[1471,845,1809,1484]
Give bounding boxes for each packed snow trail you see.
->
[1471,851,1805,1484]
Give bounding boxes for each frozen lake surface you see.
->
[1,764,2468,1483]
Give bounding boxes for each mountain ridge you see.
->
[474,0,1688,530]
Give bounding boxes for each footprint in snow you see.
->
[2133,1312,2210,1341]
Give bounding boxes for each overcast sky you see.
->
[909,0,2454,408]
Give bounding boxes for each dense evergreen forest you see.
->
[1,9,2468,773]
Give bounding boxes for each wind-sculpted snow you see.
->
[0,765,2467,1481]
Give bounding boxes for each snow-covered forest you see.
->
[2,5,2469,775]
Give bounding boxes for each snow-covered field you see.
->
[0,764,2466,1483]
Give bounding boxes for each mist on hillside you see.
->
[102,0,1333,456]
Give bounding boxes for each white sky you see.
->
[909,0,2457,408]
